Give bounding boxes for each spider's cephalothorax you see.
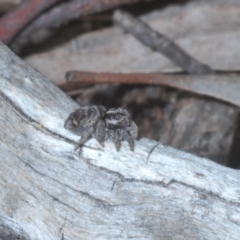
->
[106,108,138,151]
[64,105,138,151]
[64,105,106,150]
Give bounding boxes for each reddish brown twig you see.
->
[17,0,142,40]
[0,0,61,44]
[113,10,212,74]
[61,71,240,107]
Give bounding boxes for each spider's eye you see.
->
[115,116,120,120]
[110,115,118,120]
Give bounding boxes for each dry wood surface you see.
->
[0,42,240,240]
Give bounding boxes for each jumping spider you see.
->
[64,105,138,151]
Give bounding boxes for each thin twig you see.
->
[61,71,240,107]
[113,10,213,74]
[17,0,142,40]
[0,0,61,44]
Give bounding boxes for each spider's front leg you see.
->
[95,120,106,147]
[119,129,135,151]
[108,129,121,151]
[74,126,95,150]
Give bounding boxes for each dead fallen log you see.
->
[0,41,240,239]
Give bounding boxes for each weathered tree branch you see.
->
[113,10,212,74]
[0,0,61,44]
[14,0,142,46]
[0,41,240,239]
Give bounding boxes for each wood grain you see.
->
[0,42,240,239]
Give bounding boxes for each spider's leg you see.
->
[108,129,121,151]
[74,126,95,150]
[95,120,106,147]
[120,129,134,151]
[129,121,138,139]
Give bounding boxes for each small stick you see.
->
[0,0,61,44]
[61,71,240,107]
[113,10,212,74]
[17,0,141,41]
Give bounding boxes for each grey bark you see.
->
[0,42,240,240]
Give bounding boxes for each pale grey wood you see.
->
[1,42,240,239]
